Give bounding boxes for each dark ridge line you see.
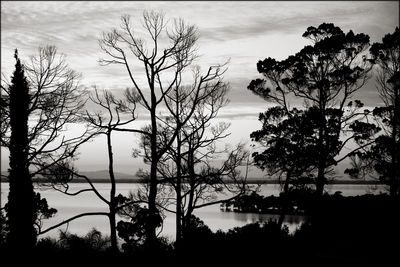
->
[0,177,386,185]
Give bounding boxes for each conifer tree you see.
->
[7,49,36,249]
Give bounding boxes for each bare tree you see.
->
[162,65,237,246]
[37,87,149,252]
[98,11,236,243]
[84,88,138,252]
[1,45,94,179]
[179,142,249,240]
[0,46,93,248]
[148,74,249,246]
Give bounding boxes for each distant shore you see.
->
[0,177,386,185]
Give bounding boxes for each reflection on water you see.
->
[0,183,385,241]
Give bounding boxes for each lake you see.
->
[0,182,387,241]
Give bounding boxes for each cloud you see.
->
[197,1,398,43]
[2,1,397,174]
[1,1,398,109]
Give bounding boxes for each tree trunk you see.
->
[175,133,182,249]
[183,149,195,239]
[316,158,326,196]
[107,131,118,252]
[183,202,194,242]
[109,207,117,253]
[390,83,400,197]
[316,104,327,197]
[278,170,291,228]
[147,108,158,244]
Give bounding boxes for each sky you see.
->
[1,1,399,176]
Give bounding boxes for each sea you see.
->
[0,182,387,241]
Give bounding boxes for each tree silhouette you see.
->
[1,46,92,249]
[248,23,375,196]
[38,88,147,253]
[158,82,249,245]
[99,11,199,244]
[346,27,400,196]
[84,88,141,252]
[6,49,36,249]
[251,107,318,190]
[1,46,92,174]
[250,106,319,226]
[156,66,240,247]
[370,28,400,196]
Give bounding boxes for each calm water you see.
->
[0,182,387,241]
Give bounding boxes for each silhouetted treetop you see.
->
[370,27,399,62]
[302,23,343,40]
[249,23,371,109]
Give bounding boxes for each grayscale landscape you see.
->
[0,1,399,264]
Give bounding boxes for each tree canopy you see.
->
[248,23,374,195]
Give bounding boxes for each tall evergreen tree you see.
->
[7,49,36,249]
[1,46,89,248]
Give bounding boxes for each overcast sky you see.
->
[1,1,399,174]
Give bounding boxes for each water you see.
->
[0,182,386,241]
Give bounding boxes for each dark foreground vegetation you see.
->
[1,193,398,266]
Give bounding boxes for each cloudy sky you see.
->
[1,1,399,175]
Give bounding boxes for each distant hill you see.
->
[0,170,383,184]
[79,170,137,181]
[1,170,141,183]
[243,178,383,185]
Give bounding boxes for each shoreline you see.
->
[0,178,386,185]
